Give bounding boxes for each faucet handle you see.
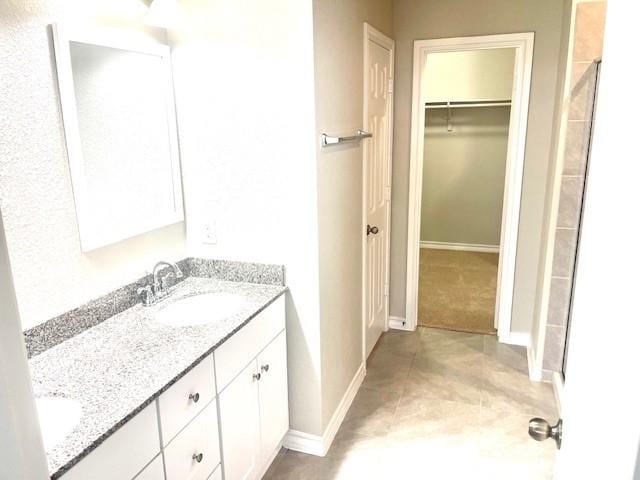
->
[161,274,174,291]
[137,285,154,306]
[175,264,184,279]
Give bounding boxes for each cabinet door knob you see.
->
[253,372,261,382]
[261,364,270,373]
[189,392,200,403]
[192,453,204,463]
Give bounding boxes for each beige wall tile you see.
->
[563,120,589,174]
[569,62,597,121]
[547,277,571,327]
[557,175,584,229]
[552,228,578,277]
[573,2,607,61]
[542,324,567,371]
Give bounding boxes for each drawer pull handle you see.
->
[261,364,270,373]
[189,392,200,403]
[253,372,261,382]
[192,453,204,463]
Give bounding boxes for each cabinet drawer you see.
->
[133,455,165,480]
[60,403,160,480]
[164,400,220,480]
[158,355,215,445]
[215,296,285,392]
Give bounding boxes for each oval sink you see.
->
[35,396,82,451]
[154,292,247,327]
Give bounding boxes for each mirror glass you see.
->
[54,26,183,251]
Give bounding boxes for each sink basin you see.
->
[35,396,82,451]
[154,292,247,327]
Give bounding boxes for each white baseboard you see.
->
[527,344,543,382]
[282,429,324,456]
[500,331,530,347]
[552,371,564,415]
[283,362,365,457]
[420,241,499,254]
[388,316,409,330]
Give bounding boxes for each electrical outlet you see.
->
[202,221,217,245]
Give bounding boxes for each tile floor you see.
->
[265,328,558,480]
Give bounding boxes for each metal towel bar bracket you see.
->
[321,129,372,147]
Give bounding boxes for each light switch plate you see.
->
[202,221,217,244]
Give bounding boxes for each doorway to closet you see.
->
[419,48,513,335]
[405,33,534,343]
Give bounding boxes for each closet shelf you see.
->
[425,99,511,109]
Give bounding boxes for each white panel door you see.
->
[257,331,289,462]
[554,2,640,478]
[218,361,260,480]
[364,26,394,358]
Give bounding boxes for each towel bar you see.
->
[321,129,372,147]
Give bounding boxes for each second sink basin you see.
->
[153,292,247,327]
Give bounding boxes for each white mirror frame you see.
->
[52,23,184,252]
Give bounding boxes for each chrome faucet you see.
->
[153,261,183,296]
[137,261,184,306]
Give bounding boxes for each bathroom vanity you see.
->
[27,263,288,480]
[23,22,291,480]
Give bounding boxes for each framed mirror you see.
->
[52,24,184,251]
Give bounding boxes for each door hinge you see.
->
[384,283,389,297]
[385,186,392,202]
[388,79,393,94]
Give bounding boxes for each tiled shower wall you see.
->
[543,1,606,376]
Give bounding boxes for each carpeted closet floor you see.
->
[418,248,499,335]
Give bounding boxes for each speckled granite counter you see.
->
[28,276,286,478]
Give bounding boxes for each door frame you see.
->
[362,23,395,362]
[404,33,534,341]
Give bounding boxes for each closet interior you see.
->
[418,48,516,334]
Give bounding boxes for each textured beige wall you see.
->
[391,0,567,334]
[424,48,515,102]
[0,1,187,331]
[170,0,321,435]
[312,0,393,431]
[530,0,573,377]
[421,107,509,246]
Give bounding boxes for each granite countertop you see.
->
[28,276,287,478]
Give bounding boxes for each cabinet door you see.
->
[257,331,289,461]
[218,360,260,480]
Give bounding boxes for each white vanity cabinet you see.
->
[58,295,287,480]
[216,297,289,480]
[59,355,221,480]
[134,456,165,480]
[218,360,261,480]
[256,331,289,465]
[59,403,161,480]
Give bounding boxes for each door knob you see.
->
[367,225,379,236]
[528,418,562,449]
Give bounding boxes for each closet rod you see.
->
[425,99,511,109]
